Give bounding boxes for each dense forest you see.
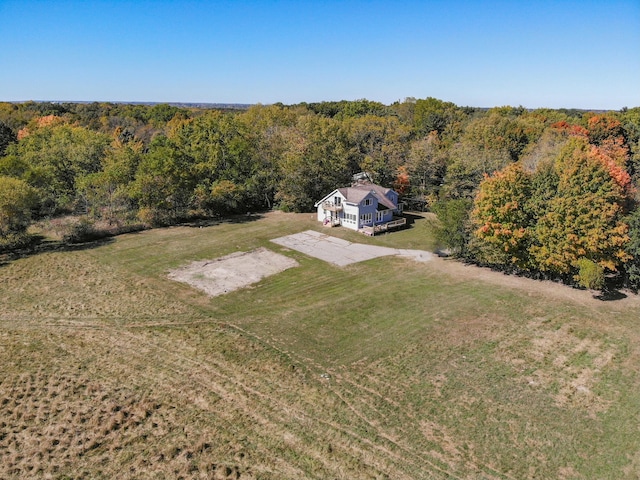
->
[1,98,640,290]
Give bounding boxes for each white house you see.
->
[314,183,405,234]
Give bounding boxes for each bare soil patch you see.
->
[168,247,299,297]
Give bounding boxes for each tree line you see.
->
[1,99,639,290]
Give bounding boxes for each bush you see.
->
[0,231,37,252]
[624,208,640,291]
[62,218,101,244]
[0,176,38,237]
[574,258,605,291]
[137,207,175,227]
[431,198,473,257]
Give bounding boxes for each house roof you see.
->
[337,184,396,210]
[314,182,398,209]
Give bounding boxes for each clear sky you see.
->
[1,0,638,109]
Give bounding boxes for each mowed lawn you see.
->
[2,211,640,479]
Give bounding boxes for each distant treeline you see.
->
[1,98,639,290]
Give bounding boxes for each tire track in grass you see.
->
[34,323,321,478]
[230,323,516,480]
[4,316,514,478]
[25,321,416,478]
[107,327,431,478]
[333,371,518,480]
[226,325,464,479]
[62,320,453,477]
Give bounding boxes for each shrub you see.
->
[431,198,473,257]
[62,218,100,244]
[0,231,37,252]
[0,176,38,238]
[574,258,605,291]
[137,207,174,227]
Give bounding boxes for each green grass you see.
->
[1,211,640,479]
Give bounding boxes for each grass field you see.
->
[2,211,640,479]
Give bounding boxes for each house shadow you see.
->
[402,212,426,227]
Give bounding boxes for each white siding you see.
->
[316,191,347,224]
[316,185,401,231]
[341,204,359,231]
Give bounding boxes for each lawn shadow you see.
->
[184,213,264,228]
[402,212,426,227]
[0,236,114,268]
[594,290,628,301]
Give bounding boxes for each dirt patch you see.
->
[168,247,299,297]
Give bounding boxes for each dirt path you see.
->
[429,256,640,309]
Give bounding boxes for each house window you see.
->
[376,211,385,222]
[335,196,341,205]
[364,198,372,206]
[360,213,372,224]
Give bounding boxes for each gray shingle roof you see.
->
[338,184,396,210]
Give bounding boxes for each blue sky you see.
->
[1,0,638,109]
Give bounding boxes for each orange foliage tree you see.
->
[471,163,533,269]
[530,137,631,274]
[471,136,633,278]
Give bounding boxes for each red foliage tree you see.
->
[393,165,410,195]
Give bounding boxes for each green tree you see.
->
[431,198,473,257]
[346,115,410,186]
[442,141,512,199]
[306,99,388,119]
[624,207,640,291]
[0,121,17,156]
[132,136,195,224]
[275,115,352,211]
[413,97,463,137]
[520,128,569,173]
[146,103,187,127]
[406,131,447,203]
[463,108,544,162]
[0,175,38,241]
[575,258,605,291]
[389,97,416,125]
[2,123,110,213]
[239,104,302,209]
[171,110,265,214]
[193,179,244,215]
[77,139,142,221]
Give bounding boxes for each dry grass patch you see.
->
[0,250,195,323]
[516,320,617,414]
